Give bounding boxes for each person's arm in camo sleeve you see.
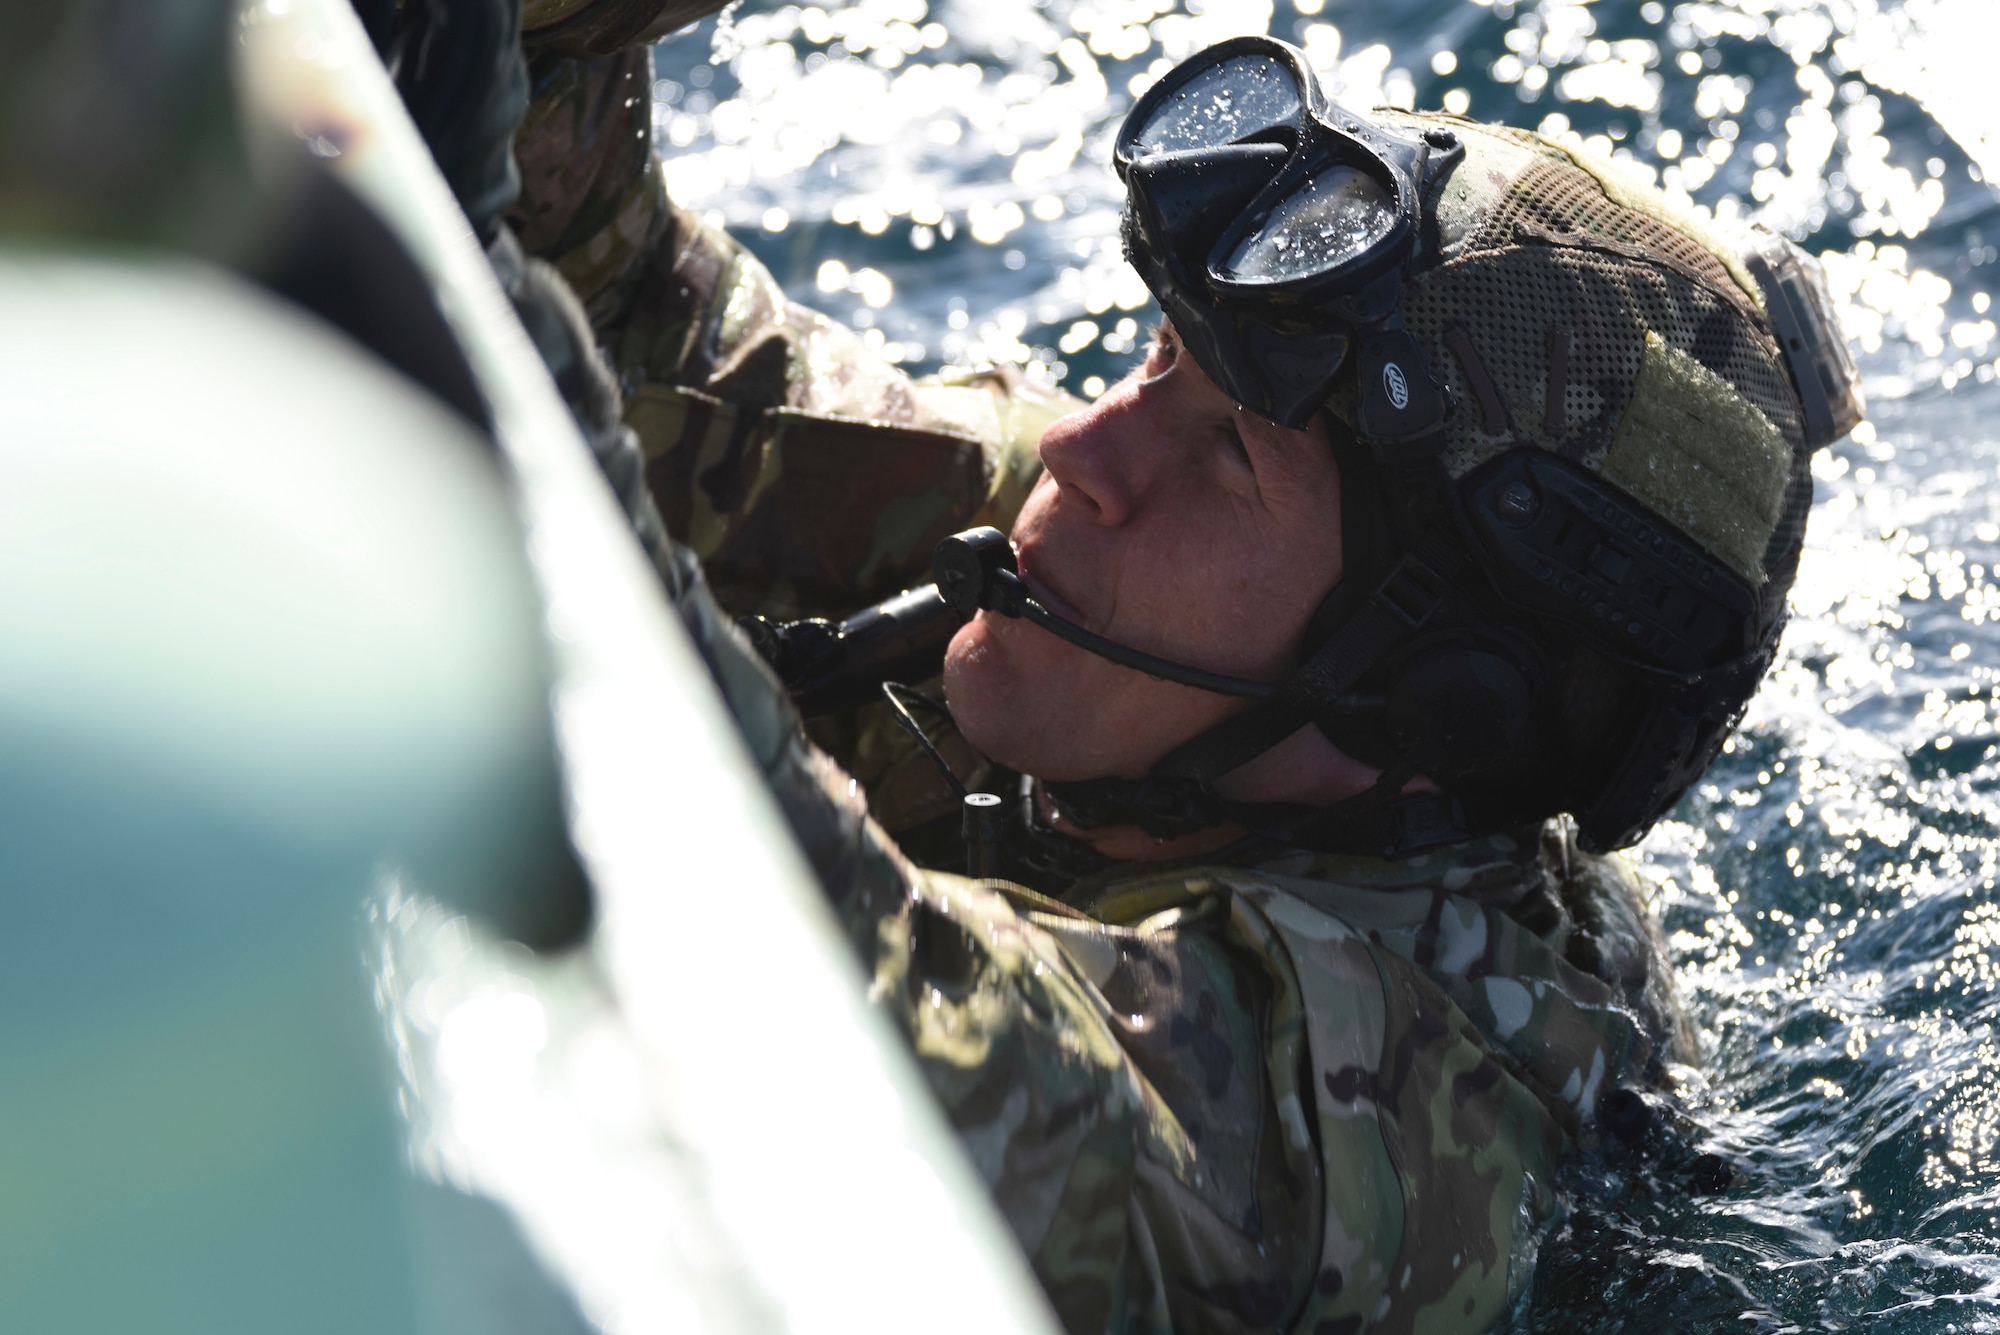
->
[500,0,1080,819]
[506,1,1073,621]
[356,0,676,578]
[372,0,1067,823]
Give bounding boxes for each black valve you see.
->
[963,792,1005,878]
[931,525,1276,701]
[739,583,961,716]
[933,526,1022,617]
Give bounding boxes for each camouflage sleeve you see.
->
[373,0,530,241]
[663,554,1328,1335]
[510,45,1074,620]
[1553,838,1693,1070]
[671,553,1666,1335]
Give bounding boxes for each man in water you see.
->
[384,3,1861,1329]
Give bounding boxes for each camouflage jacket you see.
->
[668,537,1683,1335]
[508,44,1066,620]
[509,17,1686,1334]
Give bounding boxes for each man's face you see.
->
[943,324,1344,782]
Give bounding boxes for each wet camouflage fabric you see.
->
[507,47,665,329]
[1359,113,1808,595]
[667,538,1680,1335]
[506,28,1070,822]
[510,47,1070,619]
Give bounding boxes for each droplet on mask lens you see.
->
[1218,163,1394,282]
[1129,55,1299,155]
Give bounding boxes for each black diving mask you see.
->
[1116,35,1464,429]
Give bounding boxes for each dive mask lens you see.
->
[1216,161,1398,283]
[1115,36,1448,427]
[1123,50,1305,158]
[1118,37,1423,298]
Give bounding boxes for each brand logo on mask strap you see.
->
[1383,361,1410,411]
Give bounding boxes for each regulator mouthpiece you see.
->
[934,526,1023,617]
[931,527,1276,700]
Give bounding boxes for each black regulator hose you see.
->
[738,583,961,717]
[932,528,1277,701]
[743,527,1281,714]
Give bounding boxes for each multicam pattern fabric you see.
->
[1372,118,1809,591]
[515,18,1689,1334]
[511,47,1066,618]
[669,531,1678,1335]
[508,48,668,328]
[611,211,1066,615]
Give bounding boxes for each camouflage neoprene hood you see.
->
[1333,113,1839,850]
[1041,48,1861,858]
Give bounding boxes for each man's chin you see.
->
[941,614,1032,769]
[942,612,1140,783]
[943,613,1104,779]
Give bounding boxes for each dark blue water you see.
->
[654,1,2000,1327]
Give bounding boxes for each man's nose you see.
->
[1035,390,1153,527]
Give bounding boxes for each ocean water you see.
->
[650,1,2000,1329]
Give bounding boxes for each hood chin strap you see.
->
[1042,758,1467,860]
[1041,549,1472,859]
